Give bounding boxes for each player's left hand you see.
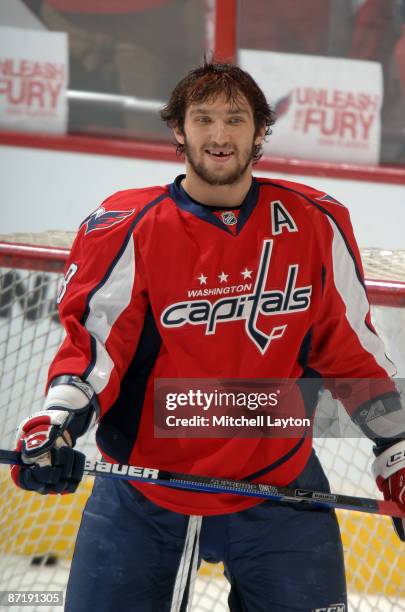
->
[372,440,405,541]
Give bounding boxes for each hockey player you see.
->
[11,62,405,611]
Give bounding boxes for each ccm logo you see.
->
[387,451,405,467]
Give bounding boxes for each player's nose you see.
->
[210,119,230,144]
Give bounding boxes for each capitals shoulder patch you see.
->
[81,207,135,234]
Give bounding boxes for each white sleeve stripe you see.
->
[328,217,396,376]
[87,337,116,394]
[85,237,136,392]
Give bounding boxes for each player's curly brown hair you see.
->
[160,60,276,162]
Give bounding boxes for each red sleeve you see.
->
[305,194,396,412]
[47,191,150,417]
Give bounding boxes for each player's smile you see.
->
[205,148,235,163]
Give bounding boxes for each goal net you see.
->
[1,232,405,611]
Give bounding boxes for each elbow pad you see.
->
[351,392,405,445]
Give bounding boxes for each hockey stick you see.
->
[1,448,403,518]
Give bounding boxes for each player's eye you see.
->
[228,116,244,125]
[196,116,211,124]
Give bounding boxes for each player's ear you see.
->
[254,123,266,146]
[173,126,185,146]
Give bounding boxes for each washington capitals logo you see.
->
[161,240,312,354]
[81,207,135,234]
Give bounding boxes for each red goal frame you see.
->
[0,241,404,309]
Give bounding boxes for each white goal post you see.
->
[1,233,405,612]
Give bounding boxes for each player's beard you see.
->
[183,136,256,186]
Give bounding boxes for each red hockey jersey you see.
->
[48,175,395,515]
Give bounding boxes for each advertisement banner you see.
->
[0,26,68,134]
[240,49,383,165]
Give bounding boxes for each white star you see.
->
[218,272,228,283]
[241,268,252,279]
[198,274,207,285]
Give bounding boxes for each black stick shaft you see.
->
[1,448,402,518]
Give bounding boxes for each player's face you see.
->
[175,93,263,186]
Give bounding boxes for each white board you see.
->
[0,26,68,134]
[240,49,383,165]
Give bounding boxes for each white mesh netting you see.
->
[0,235,405,611]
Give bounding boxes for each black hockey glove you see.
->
[11,376,98,495]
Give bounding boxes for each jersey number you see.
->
[57,263,78,304]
